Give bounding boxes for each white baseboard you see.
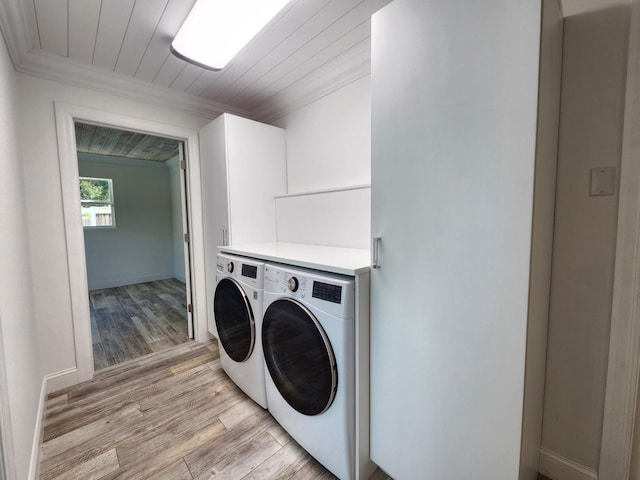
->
[87,273,173,291]
[539,447,598,480]
[27,377,47,480]
[44,367,78,394]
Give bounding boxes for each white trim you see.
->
[539,448,598,480]
[274,184,371,199]
[599,0,640,477]
[27,378,47,480]
[354,271,376,480]
[0,314,16,480]
[0,0,32,68]
[183,129,210,344]
[54,101,210,387]
[18,49,244,121]
[44,368,78,394]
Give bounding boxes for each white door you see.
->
[369,1,541,479]
[178,143,194,338]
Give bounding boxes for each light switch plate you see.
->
[590,167,616,196]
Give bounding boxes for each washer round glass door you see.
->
[262,298,337,416]
[213,278,255,362]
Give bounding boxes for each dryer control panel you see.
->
[264,264,354,318]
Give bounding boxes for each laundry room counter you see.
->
[219,242,370,276]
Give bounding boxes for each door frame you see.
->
[54,101,209,385]
[599,0,640,476]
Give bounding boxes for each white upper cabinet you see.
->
[199,113,286,335]
[369,1,557,479]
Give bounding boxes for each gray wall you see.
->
[541,3,630,471]
[0,30,41,480]
[78,153,174,290]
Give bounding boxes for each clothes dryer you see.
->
[214,253,267,408]
[262,263,355,479]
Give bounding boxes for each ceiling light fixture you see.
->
[170,0,290,71]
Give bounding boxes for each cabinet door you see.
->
[199,115,229,336]
[199,113,286,337]
[224,114,286,244]
[369,1,541,479]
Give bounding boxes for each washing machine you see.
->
[213,253,267,408]
[262,263,356,480]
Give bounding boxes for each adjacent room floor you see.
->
[38,339,393,480]
[89,278,190,370]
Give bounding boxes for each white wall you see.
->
[275,187,371,249]
[17,73,209,382]
[0,32,41,480]
[167,156,186,282]
[541,3,630,475]
[272,76,371,249]
[274,75,371,194]
[79,154,174,290]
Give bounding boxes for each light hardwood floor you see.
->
[90,279,190,370]
[40,340,393,480]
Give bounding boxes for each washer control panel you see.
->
[217,253,264,289]
[287,277,299,292]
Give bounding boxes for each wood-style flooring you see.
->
[39,339,393,480]
[90,279,190,371]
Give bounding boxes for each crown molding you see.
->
[0,0,248,120]
[17,49,248,120]
[0,0,33,67]
[0,0,373,125]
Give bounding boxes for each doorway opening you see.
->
[75,122,194,370]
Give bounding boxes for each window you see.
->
[80,177,115,228]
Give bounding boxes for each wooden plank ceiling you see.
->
[29,0,391,116]
[75,123,180,162]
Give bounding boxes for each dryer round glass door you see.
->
[213,278,255,362]
[262,298,337,416]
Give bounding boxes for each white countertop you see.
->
[219,242,371,276]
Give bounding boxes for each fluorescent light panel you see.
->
[171,0,289,71]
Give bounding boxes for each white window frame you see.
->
[80,176,116,229]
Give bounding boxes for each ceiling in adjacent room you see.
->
[75,123,180,162]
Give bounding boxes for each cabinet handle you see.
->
[372,237,381,269]
[222,229,229,246]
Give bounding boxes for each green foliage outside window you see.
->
[80,177,115,228]
[80,178,111,202]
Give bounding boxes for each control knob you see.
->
[288,277,299,292]
[226,262,234,273]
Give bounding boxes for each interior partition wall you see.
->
[78,154,175,291]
